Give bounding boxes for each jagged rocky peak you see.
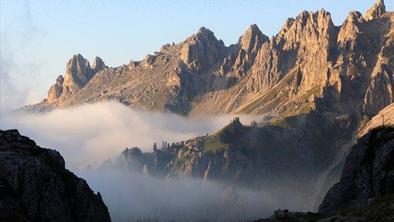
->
[233,24,269,74]
[337,11,364,43]
[47,75,64,102]
[347,11,364,23]
[63,54,92,93]
[219,24,268,76]
[92,56,106,73]
[260,8,336,94]
[276,9,334,45]
[277,17,295,36]
[25,2,394,118]
[239,24,268,52]
[62,54,105,94]
[180,26,225,72]
[363,0,386,21]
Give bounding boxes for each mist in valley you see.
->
[1,102,311,222]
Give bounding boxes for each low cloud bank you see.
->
[1,102,307,221]
[1,101,257,170]
[80,168,307,222]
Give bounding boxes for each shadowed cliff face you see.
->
[319,126,394,213]
[116,111,357,211]
[253,126,394,222]
[0,129,111,222]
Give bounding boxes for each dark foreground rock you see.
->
[0,129,111,222]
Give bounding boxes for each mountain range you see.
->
[10,0,394,221]
[26,0,393,121]
[20,0,394,210]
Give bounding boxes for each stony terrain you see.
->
[25,0,393,122]
[254,126,394,222]
[0,129,111,222]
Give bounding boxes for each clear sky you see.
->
[1,0,393,109]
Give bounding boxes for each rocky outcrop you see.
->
[47,75,64,103]
[220,24,269,77]
[364,0,386,21]
[0,129,111,222]
[92,56,107,74]
[180,27,225,72]
[63,54,106,94]
[41,54,108,107]
[319,126,394,213]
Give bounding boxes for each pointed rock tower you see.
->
[363,0,386,21]
[180,27,225,72]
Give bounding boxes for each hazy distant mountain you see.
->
[26,0,393,121]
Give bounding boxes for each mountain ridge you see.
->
[23,0,393,122]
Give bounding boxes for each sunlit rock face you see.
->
[24,0,393,124]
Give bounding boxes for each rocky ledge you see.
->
[0,129,111,222]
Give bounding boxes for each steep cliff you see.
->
[0,129,111,222]
[254,126,394,222]
[319,126,394,213]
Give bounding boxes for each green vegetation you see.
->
[203,140,229,153]
[202,134,229,153]
[271,119,292,128]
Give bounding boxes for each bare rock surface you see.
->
[0,129,111,222]
[25,1,393,123]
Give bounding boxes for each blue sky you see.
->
[1,0,393,108]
